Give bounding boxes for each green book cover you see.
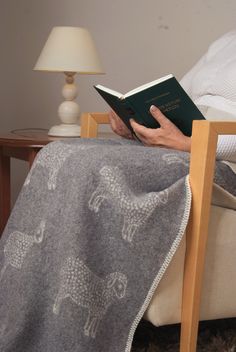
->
[94,74,205,137]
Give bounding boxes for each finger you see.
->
[109,110,118,123]
[131,119,165,146]
[109,110,124,132]
[130,119,154,138]
[131,120,163,144]
[108,113,117,131]
[134,130,162,147]
[131,124,157,146]
[133,132,149,145]
[150,105,171,127]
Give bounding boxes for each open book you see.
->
[94,74,205,136]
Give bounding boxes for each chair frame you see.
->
[81,112,236,352]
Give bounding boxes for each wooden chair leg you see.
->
[179,120,236,351]
[180,121,218,351]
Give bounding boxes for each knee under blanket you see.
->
[0,138,235,352]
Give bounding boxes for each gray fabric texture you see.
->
[0,138,234,352]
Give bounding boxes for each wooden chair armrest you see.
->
[80,112,110,138]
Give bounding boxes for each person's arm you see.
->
[130,105,191,152]
[107,55,206,142]
[179,54,206,97]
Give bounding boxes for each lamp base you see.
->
[48,123,81,137]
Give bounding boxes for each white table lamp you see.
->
[34,26,104,136]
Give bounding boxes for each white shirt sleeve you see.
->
[179,31,236,163]
[180,54,207,98]
[216,135,236,163]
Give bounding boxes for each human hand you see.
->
[108,110,134,140]
[130,105,191,152]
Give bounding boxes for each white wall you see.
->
[1,0,236,202]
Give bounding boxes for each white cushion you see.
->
[144,205,236,326]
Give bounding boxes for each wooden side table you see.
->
[0,131,62,235]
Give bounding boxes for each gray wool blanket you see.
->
[0,138,235,352]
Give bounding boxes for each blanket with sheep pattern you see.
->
[0,137,235,352]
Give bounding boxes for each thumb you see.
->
[150,105,169,126]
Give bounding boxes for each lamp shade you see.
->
[34,26,104,74]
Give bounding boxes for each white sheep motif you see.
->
[88,166,169,242]
[24,142,87,190]
[162,153,189,167]
[53,256,127,338]
[0,220,45,281]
